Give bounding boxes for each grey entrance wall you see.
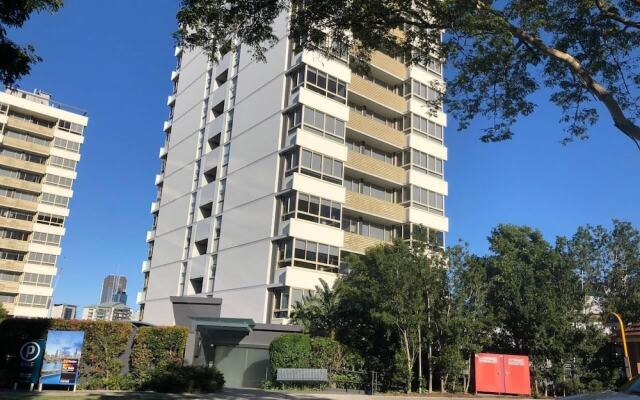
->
[169,295,302,387]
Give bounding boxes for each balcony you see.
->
[0,176,41,194]
[174,46,183,57]
[163,120,172,133]
[343,231,386,254]
[347,111,405,149]
[141,260,150,273]
[0,238,28,253]
[146,230,155,242]
[370,51,407,80]
[155,173,164,186]
[348,75,406,114]
[1,135,50,156]
[0,215,32,231]
[0,259,24,272]
[136,291,146,304]
[346,150,406,184]
[167,95,176,106]
[150,201,159,214]
[171,70,179,81]
[0,195,38,212]
[6,116,54,138]
[344,191,405,222]
[1,302,15,315]
[0,155,46,175]
[159,146,168,159]
[0,280,19,294]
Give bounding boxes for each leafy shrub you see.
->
[269,333,365,388]
[130,326,189,383]
[140,366,224,393]
[0,318,132,388]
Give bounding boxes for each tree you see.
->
[485,225,584,396]
[290,279,340,339]
[0,304,8,323]
[177,0,640,147]
[0,0,62,87]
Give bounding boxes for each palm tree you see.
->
[290,279,339,339]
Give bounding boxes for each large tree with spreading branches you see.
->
[177,0,640,147]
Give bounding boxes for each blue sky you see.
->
[11,1,640,311]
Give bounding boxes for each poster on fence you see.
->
[39,330,85,386]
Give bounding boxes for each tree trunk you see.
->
[428,344,433,393]
[418,326,423,393]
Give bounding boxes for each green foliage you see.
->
[140,365,224,393]
[269,333,364,389]
[291,279,340,338]
[130,326,189,384]
[0,318,131,388]
[178,0,640,145]
[0,0,63,86]
[0,305,7,323]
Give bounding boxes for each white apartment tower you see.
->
[139,14,448,326]
[0,89,87,318]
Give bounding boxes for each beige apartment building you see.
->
[0,88,87,318]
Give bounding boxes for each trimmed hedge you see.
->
[130,326,189,383]
[0,319,222,392]
[0,319,131,389]
[269,334,364,387]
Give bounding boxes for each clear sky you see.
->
[10,1,640,312]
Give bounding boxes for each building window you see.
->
[53,137,81,153]
[36,212,65,227]
[31,232,62,246]
[404,79,443,110]
[0,228,29,241]
[0,249,25,261]
[289,65,347,104]
[284,148,342,185]
[0,187,38,202]
[277,237,340,272]
[342,216,397,241]
[0,167,42,183]
[404,149,444,179]
[343,176,398,203]
[285,106,345,142]
[0,271,20,282]
[280,191,341,227]
[27,252,57,266]
[8,111,54,128]
[0,207,34,222]
[403,114,444,143]
[400,224,445,247]
[44,174,74,189]
[346,139,398,165]
[272,286,315,319]
[4,129,51,147]
[405,186,445,215]
[49,155,77,171]
[57,120,84,135]
[17,294,49,308]
[41,193,70,208]
[0,147,46,164]
[22,272,53,287]
[349,103,402,130]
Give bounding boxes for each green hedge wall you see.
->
[130,326,189,383]
[0,319,200,391]
[0,319,131,388]
[269,333,364,387]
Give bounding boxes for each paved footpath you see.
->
[1,388,527,400]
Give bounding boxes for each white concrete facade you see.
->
[139,15,449,325]
[0,89,87,318]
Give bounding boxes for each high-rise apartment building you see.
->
[82,301,132,321]
[0,89,87,318]
[51,303,77,320]
[138,14,448,327]
[100,274,127,304]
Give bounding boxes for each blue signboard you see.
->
[40,330,85,386]
[18,339,45,385]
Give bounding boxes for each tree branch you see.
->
[474,0,640,144]
[595,0,640,29]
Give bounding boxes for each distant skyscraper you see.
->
[100,275,127,304]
